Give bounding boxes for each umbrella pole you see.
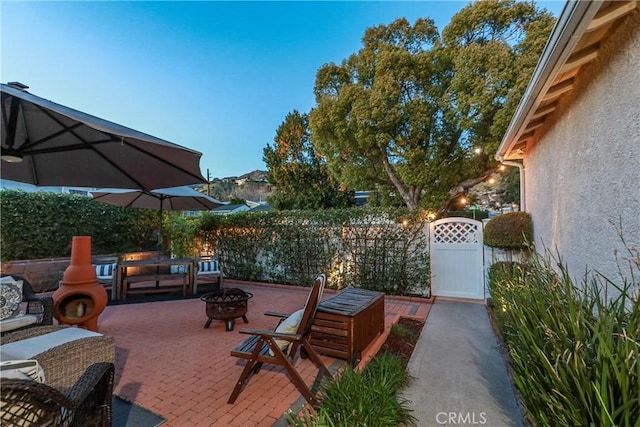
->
[155,200,164,288]
[157,199,164,256]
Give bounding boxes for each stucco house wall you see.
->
[525,11,640,295]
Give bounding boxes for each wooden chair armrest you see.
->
[237,328,302,342]
[263,311,289,318]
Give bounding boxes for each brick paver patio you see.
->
[98,280,432,426]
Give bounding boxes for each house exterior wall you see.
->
[524,11,640,297]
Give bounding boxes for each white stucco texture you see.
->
[525,11,640,298]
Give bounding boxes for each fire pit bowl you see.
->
[200,288,253,331]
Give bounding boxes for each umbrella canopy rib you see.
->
[1,83,207,191]
[91,186,224,253]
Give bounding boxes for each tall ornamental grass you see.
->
[286,353,415,427]
[488,249,639,426]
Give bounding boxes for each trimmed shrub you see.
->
[483,211,532,249]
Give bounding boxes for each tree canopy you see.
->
[263,110,352,210]
[309,0,555,211]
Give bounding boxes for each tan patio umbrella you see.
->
[91,186,224,252]
[1,82,206,191]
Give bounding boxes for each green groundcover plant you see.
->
[488,246,639,426]
[286,352,416,427]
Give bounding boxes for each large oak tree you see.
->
[309,0,554,210]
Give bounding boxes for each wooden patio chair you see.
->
[228,274,333,406]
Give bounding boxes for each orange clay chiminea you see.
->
[53,236,108,332]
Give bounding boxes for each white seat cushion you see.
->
[0,327,102,361]
[0,314,39,333]
[0,359,46,382]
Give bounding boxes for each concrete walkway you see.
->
[403,299,524,427]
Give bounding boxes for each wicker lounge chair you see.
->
[0,325,116,391]
[0,274,53,336]
[1,362,114,427]
[228,274,332,406]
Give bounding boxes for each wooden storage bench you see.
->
[310,287,385,365]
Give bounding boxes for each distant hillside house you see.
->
[496,1,639,299]
[0,179,95,196]
[231,170,268,186]
[248,203,272,212]
[354,191,373,207]
[211,204,250,216]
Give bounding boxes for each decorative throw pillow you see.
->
[198,261,219,273]
[0,278,24,321]
[93,263,116,278]
[269,309,304,356]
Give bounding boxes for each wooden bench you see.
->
[309,288,385,365]
[115,258,194,301]
[121,273,188,300]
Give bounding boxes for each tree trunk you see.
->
[380,151,419,210]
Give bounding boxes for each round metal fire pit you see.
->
[200,288,253,331]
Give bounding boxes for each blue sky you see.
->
[1,1,564,180]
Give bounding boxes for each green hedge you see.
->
[193,208,430,294]
[1,191,431,296]
[483,211,532,249]
[0,190,157,260]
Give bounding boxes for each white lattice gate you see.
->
[429,218,484,300]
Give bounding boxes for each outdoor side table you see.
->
[309,287,385,365]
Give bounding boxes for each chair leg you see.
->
[228,358,257,404]
[267,340,318,406]
[276,349,318,405]
[252,362,263,374]
[228,338,265,404]
[302,338,333,379]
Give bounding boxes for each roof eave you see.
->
[495,0,603,161]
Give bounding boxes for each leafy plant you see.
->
[389,323,419,342]
[1,191,431,296]
[287,353,416,427]
[488,248,639,426]
[0,190,156,260]
[483,211,533,249]
[363,352,412,390]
